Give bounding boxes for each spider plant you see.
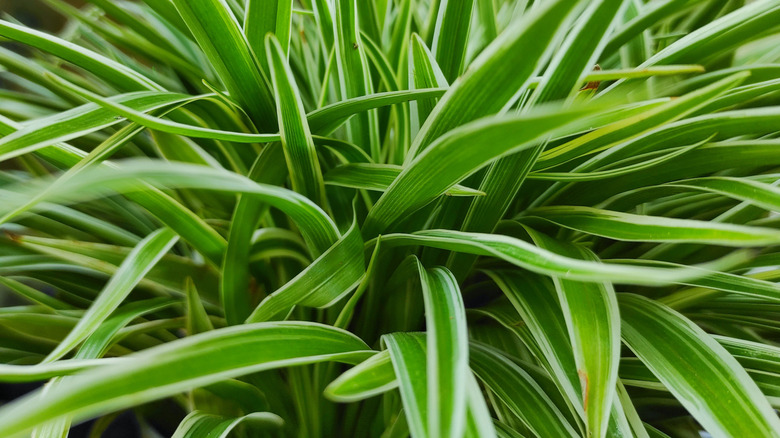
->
[1,0,780,436]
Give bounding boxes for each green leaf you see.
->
[408,34,448,141]
[43,228,178,362]
[0,115,227,265]
[0,160,340,257]
[0,322,372,437]
[324,163,484,196]
[221,142,287,325]
[333,0,380,160]
[419,266,468,438]
[407,0,585,158]
[618,293,780,437]
[430,0,474,83]
[0,359,120,383]
[0,19,162,92]
[470,342,579,438]
[169,0,277,129]
[384,332,429,438]
[172,411,283,438]
[449,0,626,280]
[525,205,780,246]
[363,106,598,236]
[266,33,327,206]
[334,234,382,330]
[528,137,707,182]
[32,297,177,437]
[548,135,780,207]
[0,277,72,311]
[664,176,780,213]
[525,229,620,438]
[464,372,498,438]
[325,350,398,402]
[359,31,410,164]
[46,79,280,144]
[643,1,780,66]
[537,72,749,172]
[185,278,213,335]
[245,0,293,73]
[246,219,364,322]
[376,228,745,286]
[602,0,699,59]
[74,297,177,360]
[0,92,198,163]
[307,88,446,135]
[485,271,583,424]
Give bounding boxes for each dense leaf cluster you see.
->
[1,0,780,437]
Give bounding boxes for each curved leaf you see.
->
[0,322,373,437]
[526,205,780,246]
[172,411,283,438]
[246,220,364,322]
[619,294,780,437]
[377,229,746,286]
[43,228,178,362]
[470,342,579,438]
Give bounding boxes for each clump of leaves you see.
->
[1,0,780,437]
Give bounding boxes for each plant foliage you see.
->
[1,0,780,437]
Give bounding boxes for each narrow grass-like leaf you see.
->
[169,0,277,129]
[0,116,227,265]
[448,0,625,280]
[525,206,780,246]
[324,163,483,196]
[359,31,410,164]
[333,0,380,159]
[464,372,498,438]
[185,278,213,335]
[642,1,780,66]
[619,294,780,437]
[221,143,287,325]
[665,176,780,212]
[0,92,200,162]
[33,298,178,436]
[245,0,293,72]
[408,34,448,141]
[0,277,71,311]
[0,322,373,437]
[172,411,284,438]
[470,342,579,437]
[246,220,363,322]
[363,107,598,235]
[485,271,583,424]
[48,78,282,144]
[0,19,162,92]
[430,0,474,83]
[43,228,178,362]
[334,235,382,330]
[307,88,445,135]
[0,160,340,256]
[376,229,745,286]
[0,359,121,383]
[74,297,177,360]
[528,139,707,182]
[537,72,748,171]
[267,34,328,206]
[384,332,429,438]
[547,136,780,207]
[407,0,585,158]
[325,350,397,402]
[525,229,620,438]
[602,0,699,58]
[420,266,468,438]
